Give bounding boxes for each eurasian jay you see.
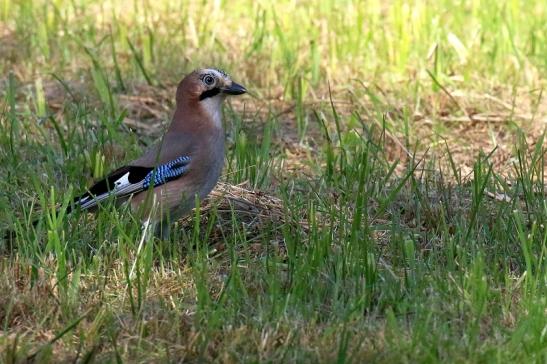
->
[71,68,246,235]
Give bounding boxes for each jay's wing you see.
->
[72,155,191,211]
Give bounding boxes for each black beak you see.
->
[222,82,247,95]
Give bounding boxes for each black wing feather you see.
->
[75,166,151,202]
[69,165,153,212]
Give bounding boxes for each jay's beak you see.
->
[222,82,247,95]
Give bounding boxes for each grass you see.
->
[0,0,546,362]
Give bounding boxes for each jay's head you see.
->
[176,68,246,106]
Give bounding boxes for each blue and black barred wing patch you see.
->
[73,155,191,211]
[142,156,191,189]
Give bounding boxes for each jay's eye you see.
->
[203,75,215,86]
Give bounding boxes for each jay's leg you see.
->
[153,218,172,241]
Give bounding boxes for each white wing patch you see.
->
[114,172,131,189]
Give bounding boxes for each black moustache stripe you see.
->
[199,87,220,100]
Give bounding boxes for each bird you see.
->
[68,67,246,237]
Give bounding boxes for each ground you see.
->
[0,1,546,363]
